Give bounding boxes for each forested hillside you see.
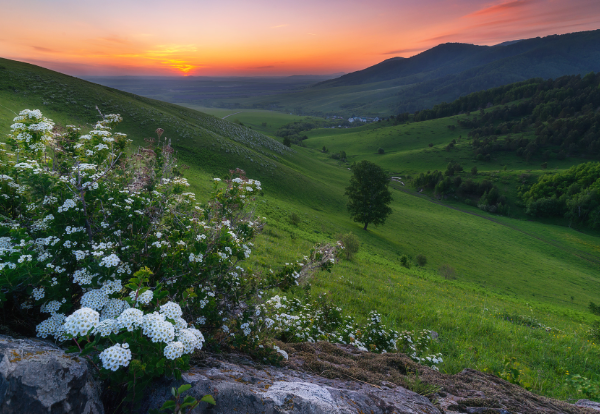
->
[242,30,600,116]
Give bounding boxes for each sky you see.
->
[1,0,599,77]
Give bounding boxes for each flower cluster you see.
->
[99,343,132,371]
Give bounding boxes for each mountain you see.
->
[242,29,600,115]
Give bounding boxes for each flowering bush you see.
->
[0,109,442,405]
[260,295,442,367]
[0,109,334,401]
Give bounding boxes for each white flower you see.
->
[164,341,185,360]
[116,308,144,331]
[129,289,153,306]
[63,308,99,337]
[159,301,182,320]
[80,289,109,311]
[100,299,130,321]
[101,279,122,295]
[273,345,288,360]
[99,253,120,268]
[189,252,203,263]
[178,328,204,353]
[57,199,76,213]
[99,343,132,371]
[36,313,65,338]
[142,312,175,343]
[40,300,62,315]
[32,287,45,301]
[94,319,118,337]
[72,268,95,285]
[73,250,87,261]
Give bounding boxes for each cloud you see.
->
[422,33,462,43]
[382,47,425,55]
[32,46,58,53]
[465,0,538,18]
[271,24,288,28]
[255,65,275,69]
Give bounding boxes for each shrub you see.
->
[439,264,456,280]
[416,254,427,267]
[590,302,600,316]
[339,233,360,260]
[378,147,385,154]
[289,212,301,226]
[400,255,410,268]
[0,109,340,405]
[283,137,291,147]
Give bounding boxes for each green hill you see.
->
[1,57,600,401]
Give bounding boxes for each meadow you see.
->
[1,57,599,402]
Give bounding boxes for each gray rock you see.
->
[139,356,442,414]
[0,334,103,414]
[577,400,600,411]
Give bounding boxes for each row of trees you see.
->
[413,165,509,215]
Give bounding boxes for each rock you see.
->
[577,400,600,411]
[139,355,442,414]
[0,334,103,414]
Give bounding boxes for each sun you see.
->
[165,60,196,75]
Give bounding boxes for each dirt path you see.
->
[222,111,243,119]
[392,184,600,267]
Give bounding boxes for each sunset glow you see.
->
[1,0,599,76]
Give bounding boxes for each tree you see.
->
[345,160,392,230]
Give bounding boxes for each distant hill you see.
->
[243,29,600,116]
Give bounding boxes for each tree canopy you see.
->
[345,160,392,230]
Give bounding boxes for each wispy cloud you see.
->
[271,24,288,28]
[465,0,538,18]
[422,33,462,43]
[382,47,424,55]
[32,46,58,53]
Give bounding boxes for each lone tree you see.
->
[345,160,392,230]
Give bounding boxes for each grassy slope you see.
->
[1,58,600,401]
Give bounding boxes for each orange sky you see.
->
[1,0,599,76]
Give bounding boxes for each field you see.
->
[1,57,600,402]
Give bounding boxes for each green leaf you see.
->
[178,384,192,394]
[161,400,177,409]
[200,395,216,405]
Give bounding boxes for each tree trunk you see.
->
[363,222,369,231]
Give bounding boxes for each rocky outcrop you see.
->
[577,400,600,411]
[138,353,442,413]
[0,334,597,414]
[138,342,598,414]
[0,334,103,414]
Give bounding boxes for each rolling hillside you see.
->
[1,58,600,401]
